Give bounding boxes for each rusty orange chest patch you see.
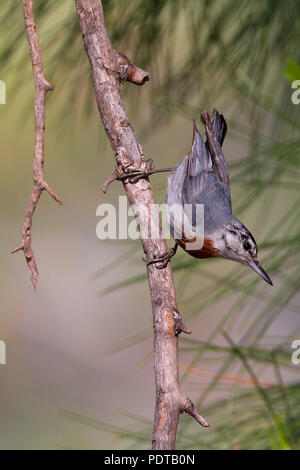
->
[177,237,219,259]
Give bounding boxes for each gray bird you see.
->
[146,109,272,286]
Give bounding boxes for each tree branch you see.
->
[75,0,208,449]
[12,0,62,290]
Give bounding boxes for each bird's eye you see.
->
[243,241,251,251]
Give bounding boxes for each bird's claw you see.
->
[143,247,176,269]
[102,160,173,193]
[120,159,155,183]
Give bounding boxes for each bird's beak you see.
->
[249,259,273,286]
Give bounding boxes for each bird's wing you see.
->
[165,156,189,240]
[187,121,212,177]
[201,109,230,190]
[182,122,212,206]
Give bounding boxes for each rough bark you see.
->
[12,0,62,289]
[78,0,209,449]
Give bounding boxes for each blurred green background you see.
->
[0,0,299,449]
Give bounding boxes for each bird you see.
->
[146,108,273,286]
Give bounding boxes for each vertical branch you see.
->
[75,0,208,449]
[12,0,62,290]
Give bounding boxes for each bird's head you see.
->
[215,218,273,286]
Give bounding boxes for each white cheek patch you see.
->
[251,246,257,257]
[246,240,256,257]
[227,232,239,253]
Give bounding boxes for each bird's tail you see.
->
[210,108,227,146]
[187,109,227,178]
[201,109,230,189]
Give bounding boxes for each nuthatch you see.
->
[145,109,273,286]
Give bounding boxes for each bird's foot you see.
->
[143,243,178,269]
[102,159,173,193]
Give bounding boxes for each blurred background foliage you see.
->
[1,0,300,449]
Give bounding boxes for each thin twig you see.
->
[180,398,209,428]
[12,0,62,290]
[75,0,208,449]
[173,308,192,335]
